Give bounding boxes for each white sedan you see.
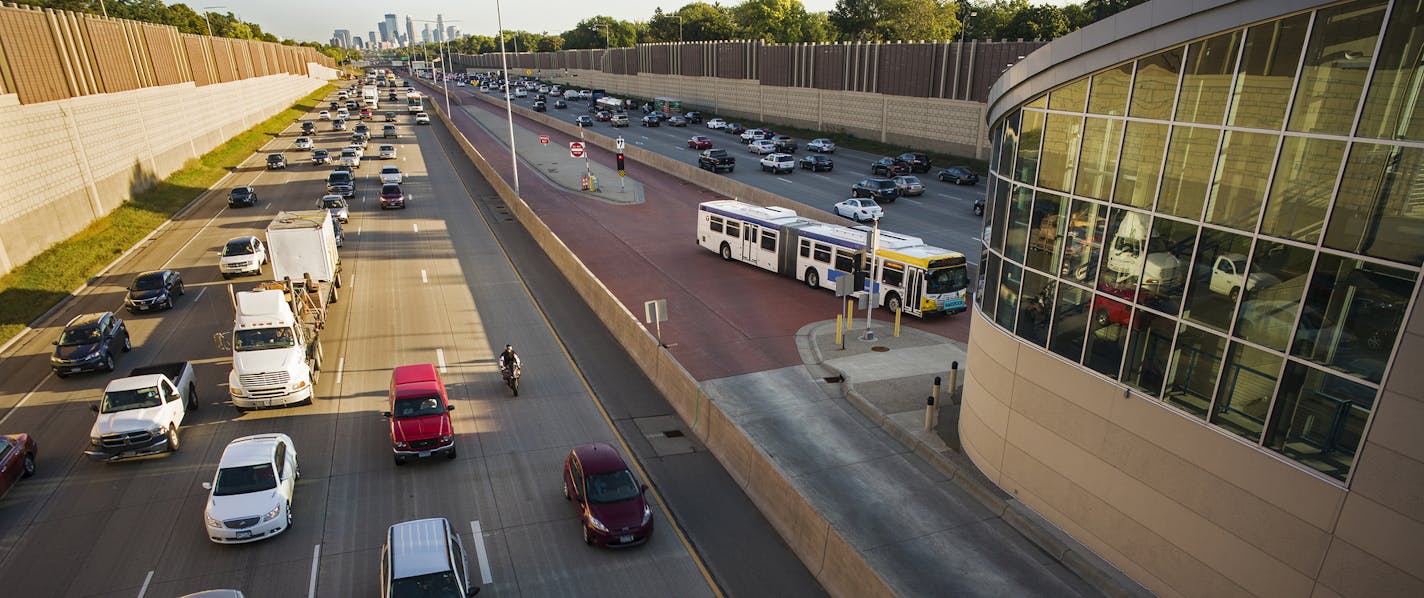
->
[706,118,727,129]
[293,136,313,150]
[834,198,884,222]
[415,112,430,125]
[748,139,777,154]
[202,434,298,544]
[807,138,837,153]
[318,110,331,121]
[380,166,405,184]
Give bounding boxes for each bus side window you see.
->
[710,215,723,234]
[813,244,831,264]
[726,222,741,238]
[882,263,905,287]
[760,231,776,251]
[834,250,856,272]
[799,239,811,258]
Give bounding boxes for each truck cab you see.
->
[381,364,456,465]
[1209,253,1279,299]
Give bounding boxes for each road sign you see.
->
[539,134,550,145]
[569,141,585,158]
[525,69,532,75]
[615,135,626,151]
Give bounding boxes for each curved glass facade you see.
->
[978,0,1423,484]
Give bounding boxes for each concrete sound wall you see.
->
[0,74,323,275]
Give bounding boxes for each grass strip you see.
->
[0,82,336,345]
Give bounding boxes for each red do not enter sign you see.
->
[569,141,585,158]
[539,134,549,145]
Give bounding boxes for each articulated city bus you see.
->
[696,200,968,317]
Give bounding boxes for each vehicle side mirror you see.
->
[447,405,455,411]
[380,411,391,418]
[202,482,212,490]
[640,484,649,493]
[90,404,100,413]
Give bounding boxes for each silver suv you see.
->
[380,518,480,597]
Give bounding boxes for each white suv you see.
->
[202,434,298,544]
[380,518,480,597]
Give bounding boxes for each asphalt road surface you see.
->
[0,89,822,598]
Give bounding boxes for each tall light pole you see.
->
[677,15,684,43]
[202,5,226,37]
[960,10,977,45]
[413,19,460,117]
[594,22,610,48]
[495,0,520,194]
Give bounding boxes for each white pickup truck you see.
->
[85,362,198,462]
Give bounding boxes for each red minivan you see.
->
[562,442,653,547]
[381,364,456,465]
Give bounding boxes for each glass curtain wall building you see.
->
[970,1,1424,595]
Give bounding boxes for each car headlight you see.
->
[642,504,652,525]
[82,350,101,360]
[206,513,223,528]
[586,514,608,532]
[261,503,283,522]
[149,425,167,436]
[90,436,102,447]
[394,441,407,448]
[439,435,453,443]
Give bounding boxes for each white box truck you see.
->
[223,211,341,410]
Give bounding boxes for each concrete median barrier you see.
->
[432,98,895,598]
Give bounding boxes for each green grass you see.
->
[0,83,336,345]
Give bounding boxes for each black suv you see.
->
[51,312,130,377]
[898,152,932,173]
[871,157,910,176]
[124,269,184,313]
[684,111,703,124]
[938,166,980,185]
[852,178,901,203]
[800,154,834,172]
[301,121,316,135]
[327,171,355,198]
[229,186,257,208]
[266,153,286,169]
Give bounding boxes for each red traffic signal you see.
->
[616,153,625,172]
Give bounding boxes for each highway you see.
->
[0,89,822,597]
[472,84,990,264]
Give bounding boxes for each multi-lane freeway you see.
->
[0,88,822,597]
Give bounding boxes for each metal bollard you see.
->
[924,396,936,432]
[932,375,942,425]
[894,307,902,337]
[948,361,959,406]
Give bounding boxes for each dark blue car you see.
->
[51,312,130,377]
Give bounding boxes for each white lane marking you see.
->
[421,269,428,283]
[265,202,273,210]
[413,223,419,233]
[357,225,362,236]
[937,192,953,198]
[335,357,345,384]
[436,348,447,373]
[470,520,493,584]
[136,570,153,598]
[194,287,207,302]
[0,371,54,427]
[776,177,794,183]
[308,544,321,598]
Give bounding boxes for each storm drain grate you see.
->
[663,430,684,438]
[823,376,843,383]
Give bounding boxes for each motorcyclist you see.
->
[498,344,521,377]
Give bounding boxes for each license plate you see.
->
[619,535,634,543]
[236,530,252,538]
[418,451,431,458]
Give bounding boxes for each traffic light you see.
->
[616,153,625,176]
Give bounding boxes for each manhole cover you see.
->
[871,346,890,352]
[663,430,684,438]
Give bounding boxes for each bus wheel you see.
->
[720,242,732,261]
[886,293,902,313]
[805,269,819,288]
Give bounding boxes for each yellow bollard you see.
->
[844,299,853,333]
[835,314,843,348]
[894,307,902,337]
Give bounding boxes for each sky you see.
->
[234,0,843,44]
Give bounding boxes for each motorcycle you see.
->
[500,362,521,396]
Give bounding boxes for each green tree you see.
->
[828,0,881,41]
[560,16,637,49]
[829,0,960,42]
[732,0,828,43]
[677,2,740,41]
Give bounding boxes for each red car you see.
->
[563,442,652,547]
[687,135,712,150]
[0,433,37,500]
[381,364,456,465]
[595,110,612,122]
[380,183,407,209]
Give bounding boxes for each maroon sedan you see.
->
[0,433,37,500]
[563,442,652,547]
[380,183,407,209]
[687,135,713,150]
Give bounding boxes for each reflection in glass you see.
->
[1075,117,1122,200]
[1017,271,1056,347]
[998,110,1020,184]
[990,175,1011,253]
[976,247,989,310]
[1037,113,1082,193]
[1085,294,1129,377]
[996,261,1022,331]
[1026,192,1066,274]
[1050,284,1091,362]
[1176,31,1241,125]
[1061,200,1106,287]
[1326,144,1424,266]
[1130,47,1183,120]
[1229,14,1308,130]
[1287,0,1387,136]
[1264,362,1375,482]
[1026,95,1047,109]
[1049,78,1088,112]
[1015,110,1044,184]
[1291,254,1416,384]
[989,122,1003,173]
[1158,125,1220,220]
[1206,131,1276,230]
[1234,241,1313,351]
[1261,136,1346,243]
[1121,308,1175,397]
[1088,63,1133,116]
[1357,0,1424,142]
[1099,208,1147,293]
[1212,343,1282,442]
[1138,217,1196,316]
[1113,121,1169,208]
[1164,323,1226,420]
[1183,228,1254,333]
[980,252,1001,321]
[1004,185,1034,264]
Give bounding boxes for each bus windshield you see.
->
[925,266,968,296]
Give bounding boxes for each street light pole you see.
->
[861,216,882,342]
[201,5,225,37]
[677,15,684,43]
[495,0,520,194]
